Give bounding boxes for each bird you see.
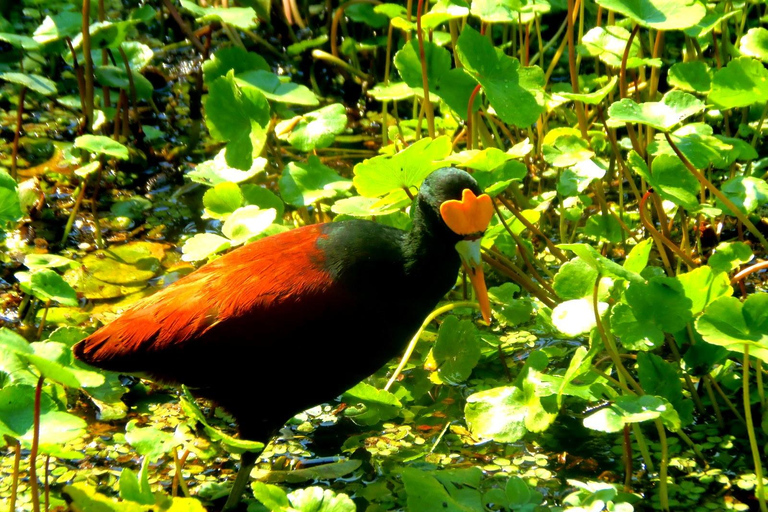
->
[73,167,494,509]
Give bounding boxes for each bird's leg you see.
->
[222,450,258,511]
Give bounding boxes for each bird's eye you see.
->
[439,189,494,236]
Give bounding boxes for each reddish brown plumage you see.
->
[75,224,352,406]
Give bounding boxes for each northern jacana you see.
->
[74,167,494,508]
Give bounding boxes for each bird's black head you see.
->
[413,167,493,324]
[416,167,489,241]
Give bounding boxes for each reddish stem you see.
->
[416,0,435,138]
[29,376,44,512]
[466,84,482,150]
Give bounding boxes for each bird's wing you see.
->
[73,224,345,375]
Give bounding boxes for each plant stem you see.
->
[330,0,381,58]
[566,0,588,139]
[61,183,87,246]
[8,437,21,512]
[384,301,481,390]
[29,376,44,512]
[311,50,371,81]
[44,454,50,512]
[81,0,94,132]
[744,346,768,512]
[703,376,725,428]
[593,275,644,395]
[664,132,768,251]
[10,85,27,180]
[173,448,191,498]
[416,0,435,138]
[497,195,568,262]
[707,374,746,424]
[654,419,670,511]
[639,189,694,271]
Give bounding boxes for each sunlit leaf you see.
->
[709,57,768,109]
[594,0,705,30]
[275,104,347,151]
[456,25,545,127]
[0,72,57,96]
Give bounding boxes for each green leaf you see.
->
[203,46,269,85]
[741,27,768,63]
[287,486,356,512]
[346,2,389,27]
[708,242,753,274]
[393,40,478,118]
[580,26,658,69]
[221,206,277,245]
[73,135,129,160]
[125,420,177,459]
[182,233,232,262]
[203,182,243,220]
[717,176,768,215]
[558,243,645,284]
[488,283,533,326]
[119,466,154,505]
[279,156,352,207]
[275,104,347,151]
[431,316,481,385]
[625,276,692,333]
[649,153,700,210]
[180,0,259,29]
[584,213,623,244]
[558,76,618,105]
[0,170,22,224]
[470,0,522,23]
[544,135,595,168]
[637,352,694,427]
[709,57,768,109]
[330,196,403,217]
[456,25,545,127]
[0,72,57,96]
[557,159,605,196]
[241,184,285,220]
[187,150,267,186]
[583,394,680,432]
[624,239,653,274]
[111,197,152,220]
[607,90,705,132]
[287,35,330,57]
[677,266,731,316]
[368,81,415,101]
[78,242,164,285]
[0,33,41,50]
[400,467,477,512]
[353,136,452,197]
[552,298,606,336]
[204,71,270,170]
[94,66,153,100]
[594,0,705,30]
[33,12,82,44]
[342,382,402,426]
[696,294,768,364]
[117,42,155,71]
[236,70,319,106]
[650,124,733,170]
[611,303,664,351]
[0,384,86,447]
[465,386,527,442]
[553,258,599,300]
[252,482,290,511]
[668,61,712,93]
[16,269,78,307]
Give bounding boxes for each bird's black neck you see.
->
[402,197,462,287]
